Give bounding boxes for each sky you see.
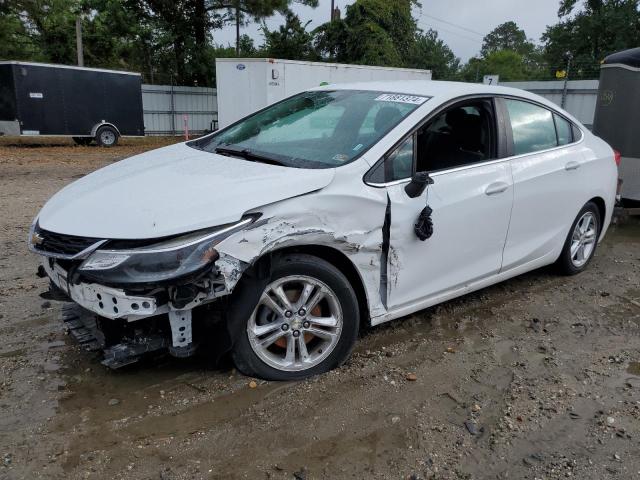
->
[212,0,565,62]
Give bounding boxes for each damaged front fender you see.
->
[215,180,390,321]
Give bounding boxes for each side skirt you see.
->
[370,250,557,327]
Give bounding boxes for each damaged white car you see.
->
[30,81,618,380]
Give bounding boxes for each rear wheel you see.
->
[557,202,601,275]
[95,125,119,147]
[231,254,359,381]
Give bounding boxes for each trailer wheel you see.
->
[96,126,119,147]
[72,137,93,146]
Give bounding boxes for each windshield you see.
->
[194,90,428,168]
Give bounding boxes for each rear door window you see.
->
[505,99,557,155]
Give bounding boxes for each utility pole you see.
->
[561,54,572,109]
[75,16,84,67]
[235,1,240,55]
[330,0,341,20]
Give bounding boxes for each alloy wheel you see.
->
[570,211,597,267]
[247,275,343,372]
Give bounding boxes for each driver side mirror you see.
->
[404,171,434,198]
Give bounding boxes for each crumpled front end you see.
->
[29,160,390,369]
[30,219,253,368]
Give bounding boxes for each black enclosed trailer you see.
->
[593,48,640,202]
[0,61,144,146]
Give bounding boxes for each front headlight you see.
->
[78,216,255,284]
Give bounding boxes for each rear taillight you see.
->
[613,149,621,166]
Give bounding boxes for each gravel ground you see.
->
[1,137,639,480]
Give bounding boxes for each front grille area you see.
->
[33,227,103,257]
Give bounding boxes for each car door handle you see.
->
[565,161,581,171]
[485,182,509,196]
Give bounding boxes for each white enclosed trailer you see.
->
[215,58,432,128]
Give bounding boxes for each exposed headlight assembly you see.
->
[79,216,256,284]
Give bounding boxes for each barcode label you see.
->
[375,93,428,105]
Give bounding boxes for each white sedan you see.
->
[30,81,618,380]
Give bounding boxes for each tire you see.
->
[95,125,119,147]
[231,254,360,381]
[72,137,92,146]
[556,201,601,275]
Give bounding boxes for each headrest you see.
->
[374,106,403,133]
[445,108,469,129]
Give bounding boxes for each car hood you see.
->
[37,142,335,239]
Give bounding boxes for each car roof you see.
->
[311,79,532,99]
[310,80,567,115]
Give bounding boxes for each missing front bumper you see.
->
[42,259,231,367]
[43,260,161,319]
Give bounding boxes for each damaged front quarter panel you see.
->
[214,163,390,321]
[215,252,249,292]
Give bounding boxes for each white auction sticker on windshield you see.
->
[375,93,428,105]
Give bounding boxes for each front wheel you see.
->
[231,254,360,381]
[556,202,601,275]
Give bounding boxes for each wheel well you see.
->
[92,122,120,137]
[262,245,371,328]
[588,196,606,229]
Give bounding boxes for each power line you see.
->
[419,22,482,43]
[418,12,485,38]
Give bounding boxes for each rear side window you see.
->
[554,114,572,145]
[572,124,583,142]
[505,99,557,155]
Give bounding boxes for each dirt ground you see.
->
[1,137,639,480]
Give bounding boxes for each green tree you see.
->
[480,21,536,58]
[211,35,258,57]
[460,50,531,82]
[128,0,318,84]
[314,0,419,67]
[459,21,545,82]
[237,34,259,56]
[406,29,460,79]
[0,2,43,61]
[223,0,318,55]
[481,50,529,80]
[262,10,317,59]
[81,0,154,73]
[3,0,79,64]
[542,0,640,79]
[126,0,221,85]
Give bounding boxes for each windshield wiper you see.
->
[214,144,286,166]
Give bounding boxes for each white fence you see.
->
[140,80,599,136]
[142,84,218,136]
[501,80,599,128]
